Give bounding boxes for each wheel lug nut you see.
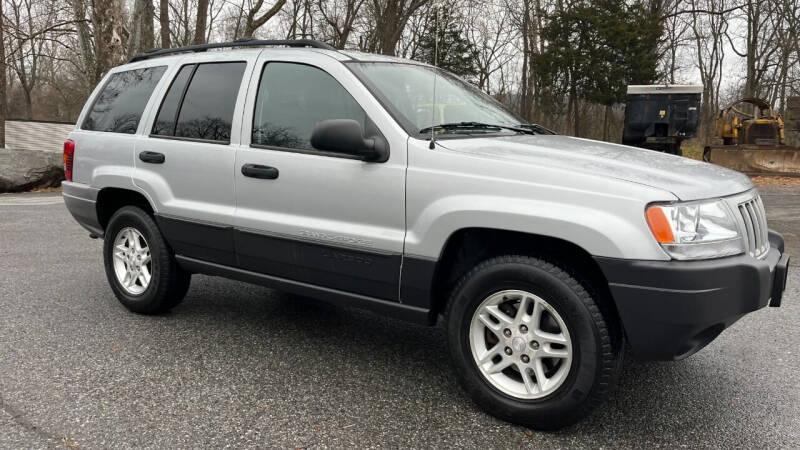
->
[530,341,540,350]
[520,325,528,333]
[503,329,512,337]
[504,347,512,355]
[521,355,530,363]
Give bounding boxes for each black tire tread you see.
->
[445,254,622,430]
[104,206,190,315]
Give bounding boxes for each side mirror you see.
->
[310,119,388,162]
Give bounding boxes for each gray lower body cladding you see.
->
[62,181,103,236]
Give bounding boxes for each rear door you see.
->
[234,51,408,301]
[134,53,257,266]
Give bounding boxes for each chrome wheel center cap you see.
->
[511,337,526,354]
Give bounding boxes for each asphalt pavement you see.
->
[1,183,798,448]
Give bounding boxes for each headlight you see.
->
[645,199,744,260]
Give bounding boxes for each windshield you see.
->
[349,62,526,135]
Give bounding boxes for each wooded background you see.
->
[0,0,797,147]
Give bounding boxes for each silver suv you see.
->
[62,39,790,429]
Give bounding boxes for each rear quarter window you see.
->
[152,65,194,136]
[82,66,167,134]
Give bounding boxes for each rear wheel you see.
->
[445,255,622,430]
[103,206,191,314]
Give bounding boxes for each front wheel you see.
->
[445,255,622,430]
[103,206,191,314]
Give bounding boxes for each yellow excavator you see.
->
[703,98,800,175]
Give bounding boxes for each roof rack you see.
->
[129,38,337,63]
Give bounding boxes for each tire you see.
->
[445,255,622,430]
[103,206,191,314]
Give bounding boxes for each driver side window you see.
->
[251,62,367,153]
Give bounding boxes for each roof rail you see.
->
[129,38,337,63]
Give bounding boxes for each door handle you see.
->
[139,151,165,164]
[241,164,279,180]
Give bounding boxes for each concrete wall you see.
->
[5,120,75,153]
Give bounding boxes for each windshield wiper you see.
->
[518,123,556,135]
[419,121,535,136]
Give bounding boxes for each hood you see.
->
[436,134,752,201]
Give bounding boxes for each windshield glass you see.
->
[350,62,525,135]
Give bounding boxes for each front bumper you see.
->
[62,181,103,237]
[595,231,790,360]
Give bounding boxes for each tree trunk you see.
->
[142,0,155,49]
[0,0,5,149]
[373,0,428,57]
[22,89,33,120]
[530,0,542,123]
[71,0,95,92]
[194,0,209,44]
[602,104,610,141]
[92,0,125,85]
[744,1,758,100]
[160,0,171,48]
[701,87,712,145]
[570,80,579,137]
[127,0,156,58]
[519,0,530,119]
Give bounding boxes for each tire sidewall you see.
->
[103,207,165,311]
[447,259,604,425]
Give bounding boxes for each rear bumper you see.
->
[62,181,103,237]
[595,231,789,360]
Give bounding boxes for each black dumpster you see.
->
[622,85,702,155]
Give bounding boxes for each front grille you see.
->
[738,196,770,258]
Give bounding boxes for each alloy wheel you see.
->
[112,227,152,295]
[469,289,573,399]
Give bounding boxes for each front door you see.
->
[234,52,407,301]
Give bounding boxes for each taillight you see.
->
[63,139,75,181]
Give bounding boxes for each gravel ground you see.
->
[0,183,798,448]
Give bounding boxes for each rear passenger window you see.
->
[82,66,167,134]
[151,62,246,143]
[252,62,366,151]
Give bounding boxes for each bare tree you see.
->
[92,0,127,84]
[194,0,209,43]
[770,0,800,113]
[160,0,171,47]
[689,0,728,142]
[317,0,366,48]
[369,0,430,55]
[0,0,795,146]
[282,0,314,39]
[0,0,6,147]
[726,0,779,99]
[127,0,156,57]
[396,2,433,58]
[659,0,692,83]
[464,0,516,93]
[5,0,61,118]
[244,0,288,36]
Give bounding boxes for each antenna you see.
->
[429,3,439,150]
